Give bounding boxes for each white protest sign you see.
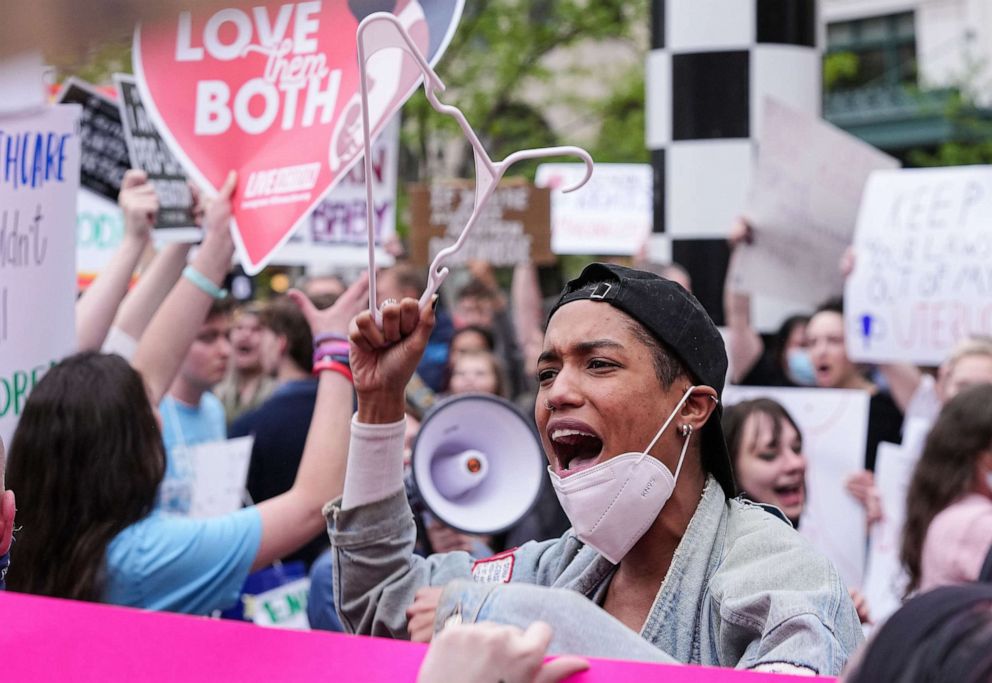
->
[0,105,81,446]
[536,163,652,255]
[723,386,869,588]
[188,435,253,519]
[77,188,125,286]
[249,577,311,630]
[729,98,899,307]
[273,116,399,268]
[861,442,919,625]
[845,166,992,365]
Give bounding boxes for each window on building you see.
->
[826,11,917,91]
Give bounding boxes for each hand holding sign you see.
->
[118,169,159,242]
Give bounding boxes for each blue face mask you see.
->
[0,550,9,591]
[786,348,816,386]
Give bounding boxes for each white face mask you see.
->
[547,386,699,564]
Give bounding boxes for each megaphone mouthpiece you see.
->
[432,449,489,500]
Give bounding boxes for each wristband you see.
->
[314,340,350,356]
[313,332,348,346]
[182,265,227,299]
[314,349,350,366]
[313,359,353,383]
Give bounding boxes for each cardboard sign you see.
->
[187,435,254,518]
[55,78,131,201]
[133,0,465,274]
[249,577,311,630]
[114,73,197,239]
[536,163,652,256]
[409,181,553,267]
[861,442,919,626]
[723,386,869,588]
[0,105,81,447]
[1,591,837,682]
[729,98,899,307]
[844,166,992,365]
[274,115,399,267]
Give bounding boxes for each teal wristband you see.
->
[183,265,228,299]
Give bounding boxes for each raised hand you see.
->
[288,271,370,338]
[118,169,159,242]
[351,297,435,423]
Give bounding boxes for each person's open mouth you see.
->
[774,482,804,508]
[547,418,604,478]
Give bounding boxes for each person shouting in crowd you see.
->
[901,384,992,594]
[328,263,861,674]
[4,172,368,615]
[0,438,15,591]
[723,399,806,526]
[215,303,278,424]
[723,398,872,624]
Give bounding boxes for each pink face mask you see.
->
[547,387,699,564]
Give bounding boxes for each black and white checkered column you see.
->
[646,0,819,323]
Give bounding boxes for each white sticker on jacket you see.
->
[471,550,516,584]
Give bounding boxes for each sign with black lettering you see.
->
[55,78,130,201]
[114,74,197,239]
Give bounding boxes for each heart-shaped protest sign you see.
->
[134,0,463,274]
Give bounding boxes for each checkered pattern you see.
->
[646,0,819,322]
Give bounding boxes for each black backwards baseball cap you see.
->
[548,263,736,497]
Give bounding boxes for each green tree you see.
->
[907,90,992,167]
[401,0,649,181]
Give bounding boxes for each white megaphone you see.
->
[410,393,546,536]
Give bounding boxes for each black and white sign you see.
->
[114,74,197,239]
[55,78,130,201]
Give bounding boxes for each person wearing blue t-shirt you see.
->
[5,175,369,615]
[158,299,234,514]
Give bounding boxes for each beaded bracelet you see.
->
[312,359,353,383]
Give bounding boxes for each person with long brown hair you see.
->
[901,383,992,595]
[5,174,368,614]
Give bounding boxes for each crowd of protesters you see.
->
[2,165,992,682]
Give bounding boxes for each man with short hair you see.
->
[229,296,327,567]
[215,303,278,424]
[158,297,235,514]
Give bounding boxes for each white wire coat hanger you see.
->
[356,12,595,325]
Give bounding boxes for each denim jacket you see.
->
[327,476,863,675]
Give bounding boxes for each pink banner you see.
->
[0,592,835,681]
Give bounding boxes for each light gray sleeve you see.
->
[327,491,575,638]
[433,580,677,663]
